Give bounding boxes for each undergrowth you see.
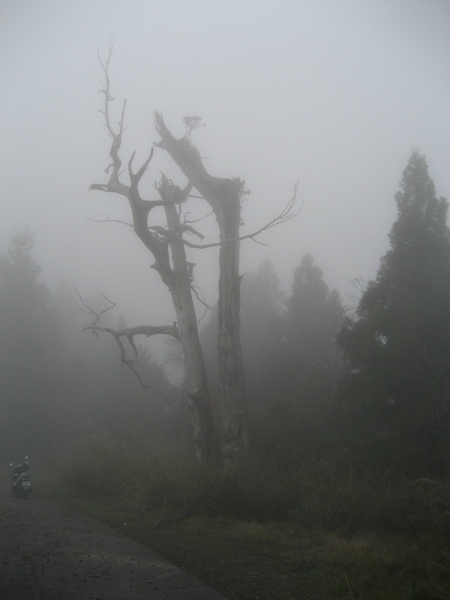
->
[45,439,450,599]
[54,438,450,537]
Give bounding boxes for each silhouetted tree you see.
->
[240,261,286,409]
[286,254,345,403]
[338,151,450,474]
[251,255,345,464]
[0,231,61,455]
[88,47,297,465]
[222,258,345,465]
[88,50,220,465]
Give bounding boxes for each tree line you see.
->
[0,234,175,462]
[1,149,448,476]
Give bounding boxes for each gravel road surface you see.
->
[0,492,229,599]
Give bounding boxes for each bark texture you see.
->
[155,114,250,461]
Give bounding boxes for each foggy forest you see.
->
[1,1,450,598]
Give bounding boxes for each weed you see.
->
[44,440,450,600]
[53,440,450,536]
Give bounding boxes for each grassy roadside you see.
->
[39,442,450,600]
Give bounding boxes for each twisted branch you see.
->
[77,287,179,388]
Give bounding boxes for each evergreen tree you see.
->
[286,254,345,403]
[240,256,345,465]
[240,261,286,408]
[338,151,450,473]
[0,231,61,456]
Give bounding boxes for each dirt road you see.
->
[0,492,228,599]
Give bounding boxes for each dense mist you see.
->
[1,1,449,472]
[2,1,449,313]
[1,7,450,592]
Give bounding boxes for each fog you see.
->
[1,0,449,326]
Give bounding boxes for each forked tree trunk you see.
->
[155,115,250,461]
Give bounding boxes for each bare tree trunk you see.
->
[90,50,296,466]
[215,185,250,461]
[163,196,219,465]
[155,115,250,460]
[89,54,219,466]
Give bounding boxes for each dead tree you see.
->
[89,48,298,465]
[89,52,218,466]
[155,114,298,462]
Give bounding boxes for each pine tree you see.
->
[240,261,286,408]
[0,231,60,454]
[338,151,450,473]
[287,254,345,403]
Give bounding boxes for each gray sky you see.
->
[1,0,449,328]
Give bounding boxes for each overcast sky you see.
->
[1,0,449,328]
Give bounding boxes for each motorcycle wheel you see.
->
[12,485,30,498]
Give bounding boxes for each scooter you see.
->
[11,457,32,498]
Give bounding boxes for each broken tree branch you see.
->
[85,216,134,228]
[176,182,300,249]
[82,323,179,389]
[76,286,180,387]
[74,286,116,328]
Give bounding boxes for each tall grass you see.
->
[56,438,450,537]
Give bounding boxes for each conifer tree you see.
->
[287,254,345,403]
[0,232,60,453]
[338,151,450,473]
